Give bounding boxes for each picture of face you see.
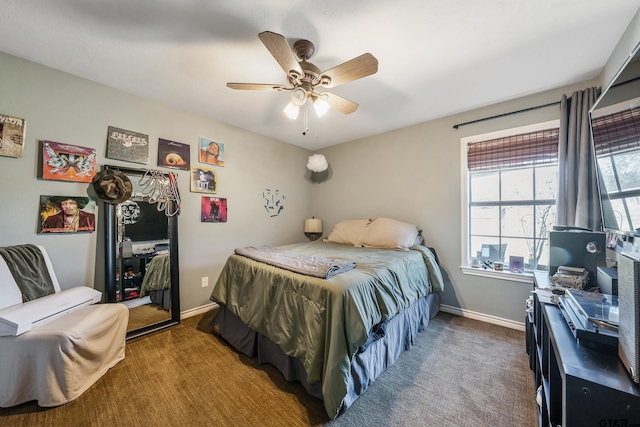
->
[38,195,96,233]
[199,137,225,166]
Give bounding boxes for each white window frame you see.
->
[460,119,559,283]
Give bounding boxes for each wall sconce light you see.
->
[304,217,323,241]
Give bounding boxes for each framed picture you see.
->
[38,195,96,234]
[190,166,217,193]
[157,138,190,170]
[201,196,227,223]
[0,113,26,158]
[41,141,97,182]
[106,126,149,164]
[509,256,524,273]
[198,137,225,167]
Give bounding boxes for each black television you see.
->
[121,200,169,243]
[590,41,640,239]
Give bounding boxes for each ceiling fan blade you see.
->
[319,53,378,88]
[319,91,359,114]
[227,83,287,91]
[258,31,303,79]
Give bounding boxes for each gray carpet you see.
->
[0,310,536,426]
[326,313,536,426]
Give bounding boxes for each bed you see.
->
[140,251,171,309]
[209,218,444,419]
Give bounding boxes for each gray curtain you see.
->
[556,87,602,230]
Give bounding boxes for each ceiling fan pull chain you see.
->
[303,103,309,135]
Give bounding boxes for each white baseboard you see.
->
[440,304,525,331]
[181,302,218,319]
[179,302,525,331]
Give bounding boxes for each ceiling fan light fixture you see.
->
[290,87,307,105]
[283,101,300,120]
[227,31,379,120]
[313,98,330,117]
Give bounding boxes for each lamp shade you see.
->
[306,154,328,172]
[282,101,300,120]
[304,218,322,233]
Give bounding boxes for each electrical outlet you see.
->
[201,276,209,288]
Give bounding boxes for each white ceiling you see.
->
[1,1,639,150]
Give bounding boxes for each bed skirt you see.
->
[211,291,440,415]
[149,288,171,310]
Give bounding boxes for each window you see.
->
[463,121,559,274]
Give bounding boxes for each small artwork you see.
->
[198,137,225,167]
[157,138,190,170]
[261,188,286,217]
[38,195,96,234]
[509,256,525,273]
[201,196,227,223]
[106,126,149,164]
[190,166,217,193]
[0,113,26,158]
[42,141,97,182]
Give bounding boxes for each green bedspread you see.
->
[210,240,444,418]
[140,252,171,297]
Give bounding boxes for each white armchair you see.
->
[0,244,128,407]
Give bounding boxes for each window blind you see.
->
[591,107,640,155]
[467,128,559,172]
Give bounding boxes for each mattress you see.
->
[210,240,444,418]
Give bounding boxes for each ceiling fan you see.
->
[227,31,378,121]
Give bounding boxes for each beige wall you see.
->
[2,8,639,323]
[312,83,588,323]
[313,10,640,324]
[0,52,313,312]
[602,8,640,90]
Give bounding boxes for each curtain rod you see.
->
[452,101,560,129]
[452,76,640,130]
[453,77,640,130]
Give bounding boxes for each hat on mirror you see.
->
[91,169,133,204]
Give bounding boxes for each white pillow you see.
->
[326,219,372,246]
[362,218,420,251]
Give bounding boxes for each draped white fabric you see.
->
[556,87,602,230]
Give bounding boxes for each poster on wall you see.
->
[157,138,190,170]
[38,195,96,234]
[190,166,217,193]
[105,126,149,164]
[41,141,97,182]
[198,137,225,167]
[0,113,26,158]
[201,196,227,223]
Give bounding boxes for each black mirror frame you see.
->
[102,165,180,339]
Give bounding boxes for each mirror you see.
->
[102,166,180,339]
[590,42,640,237]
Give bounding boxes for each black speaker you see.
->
[549,230,606,288]
[618,252,640,384]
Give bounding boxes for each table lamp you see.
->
[304,218,323,241]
